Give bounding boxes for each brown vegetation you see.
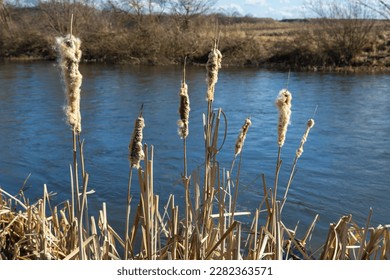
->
[0,2,389,71]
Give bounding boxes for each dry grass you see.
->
[1,35,389,260]
[2,4,390,71]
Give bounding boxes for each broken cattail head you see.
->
[129,115,145,169]
[56,34,83,133]
[178,81,190,139]
[276,89,292,147]
[235,118,252,157]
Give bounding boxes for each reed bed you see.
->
[0,35,389,260]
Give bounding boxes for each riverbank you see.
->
[1,5,389,72]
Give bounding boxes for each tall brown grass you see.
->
[0,35,389,260]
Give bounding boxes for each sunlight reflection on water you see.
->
[0,62,389,249]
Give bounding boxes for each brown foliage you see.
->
[1,3,389,71]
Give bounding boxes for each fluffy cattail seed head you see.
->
[296,119,315,158]
[235,118,252,157]
[276,89,292,147]
[129,115,145,169]
[178,81,190,139]
[206,47,222,102]
[56,34,83,133]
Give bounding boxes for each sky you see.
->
[215,0,307,19]
[6,0,308,20]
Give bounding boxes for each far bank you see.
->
[1,4,389,72]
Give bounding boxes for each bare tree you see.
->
[380,0,390,16]
[0,0,10,29]
[38,0,110,35]
[111,0,169,26]
[169,0,217,29]
[305,0,376,65]
[357,0,390,19]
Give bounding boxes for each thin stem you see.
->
[230,152,243,226]
[202,101,213,233]
[280,156,298,212]
[227,157,236,226]
[77,173,89,260]
[183,138,188,180]
[78,134,90,241]
[125,168,133,259]
[273,146,282,204]
[183,56,187,82]
[184,177,190,260]
[78,134,86,179]
[204,100,213,170]
[70,13,73,37]
[272,146,282,241]
[182,137,190,259]
[69,164,75,222]
[72,129,80,216]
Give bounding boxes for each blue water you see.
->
[0,61,389,250]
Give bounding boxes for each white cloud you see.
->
[267,5,305,19]
[245,0,268,6]
[217,3,246,15]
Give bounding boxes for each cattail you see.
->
[235,118,252,157]
[56,34,82,133]
[296,119,315,158]
[275,89,292,147]
[206,46,222,102]
[178,81,190,139]
[129,115,145,169]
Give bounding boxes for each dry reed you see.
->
[125,108,145,259]
[2,184,388,260]
[281,118,315,211]
[56,31,89,260]
[177,62,191,259]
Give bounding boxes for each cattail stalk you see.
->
[274,89,292,192]
[229,118,251,226]
[56,33,84,259]
[205,43,222,148]
[178,59,191,259]
[125,108,145,259]
[273,89,292,238]
[178,60,190,177]
[204,44,222,203]
[205,42,222,144]
[281,119,315,212]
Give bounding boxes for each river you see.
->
[0,61,389,251]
